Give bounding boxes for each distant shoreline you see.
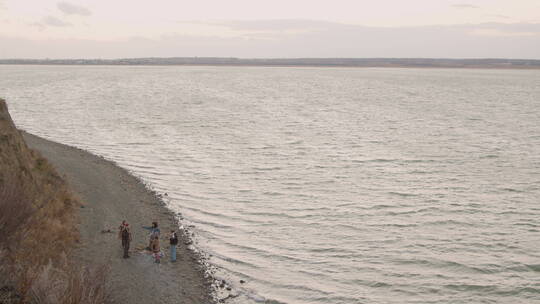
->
[1,57,540,69]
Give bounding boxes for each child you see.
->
[151,235,161,263]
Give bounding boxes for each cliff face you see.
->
[0,99,45,196]
[0,98,79,296]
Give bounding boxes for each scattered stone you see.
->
[0,285,21,302]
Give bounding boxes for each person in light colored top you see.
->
[151,235,161,263]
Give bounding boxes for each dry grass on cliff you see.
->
[28,259,109,304]
[0,98,107,303]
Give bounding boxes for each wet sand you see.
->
[23,132,214,304]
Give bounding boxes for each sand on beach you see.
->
[22,132,214,304]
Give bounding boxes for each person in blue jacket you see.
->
[143,221,160,250]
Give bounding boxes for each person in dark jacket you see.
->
[169,230,178,262]
[120,223,132,258]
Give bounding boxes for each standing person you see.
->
[143,221,160,249]
[118,220,127,242]
[121,223,132,258]
[151,235,161,263]
[169,230,178,262]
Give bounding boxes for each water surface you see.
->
[2,65,540,304]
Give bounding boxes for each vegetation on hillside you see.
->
[0,98,107,303]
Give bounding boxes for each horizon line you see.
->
[2,57,540,61]
[1,57,539,69]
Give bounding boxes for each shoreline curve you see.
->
[22,131,215,304]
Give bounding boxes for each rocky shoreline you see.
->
[22,132,221,304]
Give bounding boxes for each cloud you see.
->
[452,4,480,9]
[206,19,342,31]
[490,14,511,19]
[44,16,71,27]
[32,16,72,28]
[178,19,355,35]
[57,1,91,16]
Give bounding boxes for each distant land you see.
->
[1,58,540,69]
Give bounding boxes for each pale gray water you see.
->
[2,65,540,304]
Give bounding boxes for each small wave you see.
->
[352,158,397,164]
[247,294,286,304]
[514,222,538,228]
[262,191,284,196]
[444,284,497,292]
[385,206,441,216]
[210,238,294,262]
[187,217,234,229]
[403,159,437,163]
[526,264,540,272]
[480,154,498,159]
[366,204,395,209]
[388,191,419,197]
[331,224,365,233]
[121,142,150,146]
[384,210,420,216]
[173,192,212,200]
[409,170,431,174]
[211,252,261,269]
[424,219,475,226]
[252,166,282,171]
[500,188,524,193]
[308,247,341,253]
[393,258,496,274]
[243,210,317,220]
[287,140,303,145]
[370,281,392,288]
[492,287,540,297]
[370,223,418,228]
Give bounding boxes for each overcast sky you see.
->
[0,0,539,58]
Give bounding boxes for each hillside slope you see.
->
[0,98,105,303]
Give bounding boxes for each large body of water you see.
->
[2,65,539,304]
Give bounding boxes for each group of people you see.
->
[118,220,179,263]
